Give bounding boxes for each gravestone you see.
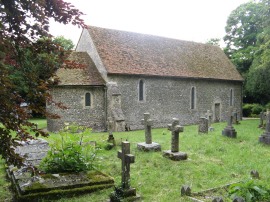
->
[107,117,115,146]
[232,109,240,124]
[163,118,187,161]
[259,111,270,144]
[222,107,237,138]
[8,139,114,201]
[205,110,214,131]
[137,113,161,151]
[258,111,266,128]
[198,117,208,134]
[110,141,140,201]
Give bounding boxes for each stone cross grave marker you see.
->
[118,141,135,189]
[137,113,161,151]
[222,107,237,138]
[111,141,140,201]
[168,118,183,152]
[141,112,153,144]
[107,117,115,145]
[259,111,270,144]
[205,110,212,127]
[163,118,187,161]
[198,117,208,134]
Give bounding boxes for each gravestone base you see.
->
[110,187,140,202]
[137,142,161,152]
[162,150,188,161]
[259,133,270,144]
[222,126,237,138]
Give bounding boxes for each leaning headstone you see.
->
[137,113,161,151]
[259,111,270,144]
[222,107,237,138]
[198,117,208,134]
[163,118,187,161]
[205,110,214,131]
[110,141,140,201]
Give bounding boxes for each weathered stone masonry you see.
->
[108,75,242,130]
[47,86,106,132]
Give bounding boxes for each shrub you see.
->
[228,180,270,202]
[39,125,96,173]
[242,103,264,117]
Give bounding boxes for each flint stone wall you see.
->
[108,75,242,130]
[47,86,106,132]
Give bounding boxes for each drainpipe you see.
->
[104,86,108,131]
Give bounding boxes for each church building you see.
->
[47,26,243,132]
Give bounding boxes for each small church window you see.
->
[139,79,145,101]
[191,87,196,109]
[85,92,91,107]
[230,89,234,106]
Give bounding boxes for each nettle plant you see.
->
[39,124,96,173]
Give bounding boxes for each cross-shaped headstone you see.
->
[141,113,153,144]
[205,110,212,127]
[118,141,135,189]
[168,118,184,153]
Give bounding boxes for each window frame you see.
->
[190,86,196,110]
[138,79,145,102]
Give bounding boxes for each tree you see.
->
[223,1,264,75]
[245,0,270,104]
[205,38,221,47]
[53,36,75,50]
[0,0,85,166]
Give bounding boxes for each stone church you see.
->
[47,26,243,132]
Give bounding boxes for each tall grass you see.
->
[1,119,269,202]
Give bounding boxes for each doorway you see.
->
[214,103,221,122]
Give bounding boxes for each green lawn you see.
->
[1,119,270,201]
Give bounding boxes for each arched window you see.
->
[191,87,196,109]
[85,92,91,107]
[139,79,144,101]
[230,89,234,106]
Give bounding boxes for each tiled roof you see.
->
[56,52,105,86]
[87,26,243,81]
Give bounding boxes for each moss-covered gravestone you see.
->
[137,113,161,151]
[7,138,114,201]
[110,141,140,201]
[163,118,188,161]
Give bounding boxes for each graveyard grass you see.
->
[1,119,270,201]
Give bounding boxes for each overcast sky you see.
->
[49,0,251,46]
